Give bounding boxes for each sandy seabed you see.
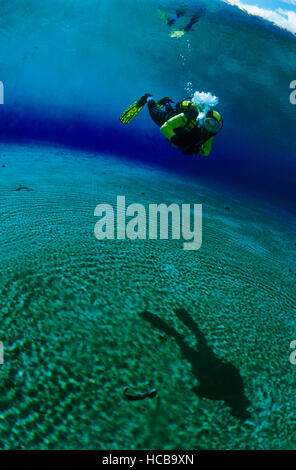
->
[0,143,295,450]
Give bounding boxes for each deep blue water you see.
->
[0,0,295,208]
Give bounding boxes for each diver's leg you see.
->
[164,103,174,115]
[184,14,200,32]
[147,99,175,127]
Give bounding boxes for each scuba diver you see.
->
[158,8,201,38]
[120,94,223,156]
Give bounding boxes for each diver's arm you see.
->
[160,113,188,141]
[200,136,214,156]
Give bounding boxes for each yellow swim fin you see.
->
[170,30,185,38]
[119,101,144,124]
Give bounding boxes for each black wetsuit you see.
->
[147,98,212,155]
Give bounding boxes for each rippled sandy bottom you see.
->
[0,143,295,450]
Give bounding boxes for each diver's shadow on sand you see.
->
[140,308,251,421]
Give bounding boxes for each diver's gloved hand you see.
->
[137,94,152,107]
[157,97,174,107]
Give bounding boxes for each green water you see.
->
[0,144,295,449]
